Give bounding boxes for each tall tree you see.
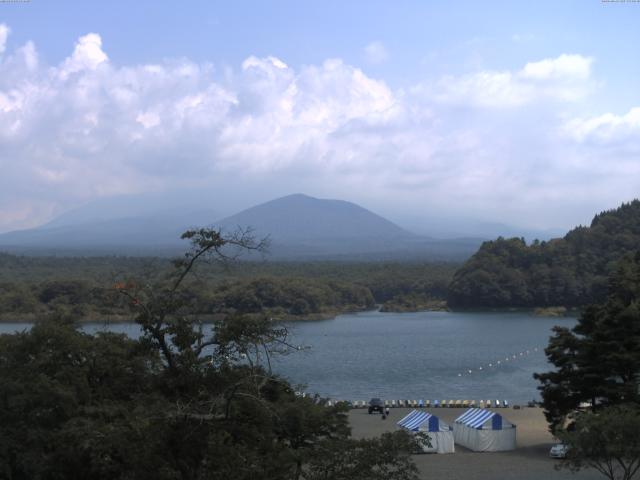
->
[534,252,640,432]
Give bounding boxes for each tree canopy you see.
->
[557,405,640,480]
[449,200,640,308]
[534,252,640,432]
[0,252,457,322]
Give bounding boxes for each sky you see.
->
[1,0,639,235]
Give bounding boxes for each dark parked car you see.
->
[368,398,384,414]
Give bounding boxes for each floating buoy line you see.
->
[456,347,541,377]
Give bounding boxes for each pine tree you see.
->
[534,252,640,432]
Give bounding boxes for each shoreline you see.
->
[0,305,580,324]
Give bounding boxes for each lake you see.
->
[272,310,575,404]
[0,310,574,403]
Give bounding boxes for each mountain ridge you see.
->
[0,193,482,260]
[216,193,415,241]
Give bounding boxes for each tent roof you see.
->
[397,410,450,432]
[455,408,513,429]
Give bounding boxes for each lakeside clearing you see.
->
[349,407,601,480]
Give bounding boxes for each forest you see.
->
[0,253,457,322]
[448,200,640,308]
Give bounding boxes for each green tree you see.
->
[534,252,640,432]
[0,318,160,479]
[0,227,420,479]
[449,200,640,308]
[557,405,640,480]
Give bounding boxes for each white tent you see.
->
[397,410,455,454]
[453,408,516,452]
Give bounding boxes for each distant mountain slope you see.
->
[0,192,483,260]
[214,194,483,260]
[448,200,640,308]
[0,211,219,255]
[42,190,223,229]
[216,193,413,241]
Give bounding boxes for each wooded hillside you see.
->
[448,200,640,308]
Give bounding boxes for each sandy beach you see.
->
[349,407,602,480]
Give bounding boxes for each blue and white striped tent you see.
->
[397,410,454,454]
[453,408,516,452]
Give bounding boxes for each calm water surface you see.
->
[0,310,574,403]
[273,310,575,403]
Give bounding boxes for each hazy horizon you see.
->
[18,190,566,241]
[1,1,639,236]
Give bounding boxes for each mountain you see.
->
[0,188,235,254]
[0,193,483,260]
[214,194,482,260]
[216,193,411,241]
[448,199,640,308]
[0,211,220,255]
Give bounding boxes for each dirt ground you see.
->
[348,407,602,480]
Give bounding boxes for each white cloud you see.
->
[364,41,389,65]
[20,41,38,71]
[136,111,161,129]
[219,58,398,172]
[555,107,640,206]
[564,107,640,143]
[433,71,532,108]
[431,54,594,108]
[242,55,288,71]
[0,29,635,234]
[0,31,405,230]
[0,24,9,55]
[60,33,108,78]
[520,54,592,80]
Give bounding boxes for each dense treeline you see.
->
[0,253,169,283]
[449,200,640,308]
[209,277,375,318]
[0,277,376,321]
[0,255,457,320]
[0,279,126,321]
